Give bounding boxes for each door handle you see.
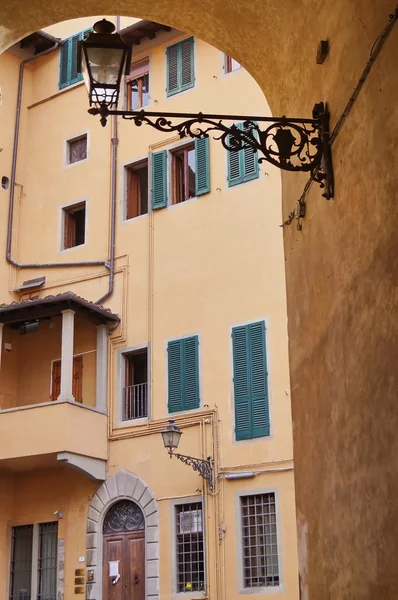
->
[134,573,140,584]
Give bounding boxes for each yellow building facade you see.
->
[0,17,298,600]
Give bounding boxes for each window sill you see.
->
[238,586,282,595]
[115,416,149,429]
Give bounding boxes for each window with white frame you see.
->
[122,348,148,421]
[240,493,280,588]
[225,55,241,73]
[175,502,205,593]
[10,522,58,600]
[67,134,87,165]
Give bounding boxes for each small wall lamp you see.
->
[161,420,214,490]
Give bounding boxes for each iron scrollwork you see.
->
[167,449,213,491]
[89,102,333,199]
[103,500,145,534]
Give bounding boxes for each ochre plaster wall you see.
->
[0,1,396,599]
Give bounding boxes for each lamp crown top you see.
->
[93,19,116,34]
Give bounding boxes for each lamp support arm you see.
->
[88,102,333,199]
[168,449,213,491]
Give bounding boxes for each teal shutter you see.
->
[59,30,89,90]
[233,326,251,440]
[152,150,167,209]
[227,123,259,186]
[183,336,200,410]
[59,40,70,89]
[69,34,81,85]
[168,340,183,413]
[248,322,269,437]
[195,137,210,196]
[233,321,269,440]
[242,123,259,182]
[180,37,194,91]
[166,44,179,96]
[167,38,194,96]
[168,336,199,413]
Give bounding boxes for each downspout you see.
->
[95,14,121,305]
[7,41,110,271]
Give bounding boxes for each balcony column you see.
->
[96,324,108,412]
[58,309,75,402]
[0,323,3,371]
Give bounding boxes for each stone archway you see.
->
[86,470,159,600]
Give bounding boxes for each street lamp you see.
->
[77,19,132,124]
[78,19,334,198]
[161,420,214,490]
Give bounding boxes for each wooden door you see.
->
[51,356,83,402]
[103,532,145,600]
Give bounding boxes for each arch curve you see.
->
[86,469,159,600]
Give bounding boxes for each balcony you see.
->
[0,292,119,479]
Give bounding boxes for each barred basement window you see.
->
[241,493,279,588]
[9,522,58,600]
[10,525,33,600]
[38,523,58,600]
[175,502,205,593]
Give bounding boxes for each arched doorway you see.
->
[102,500,145,600]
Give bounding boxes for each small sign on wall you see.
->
[109,561,119,577]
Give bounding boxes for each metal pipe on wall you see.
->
[7,40,110,271]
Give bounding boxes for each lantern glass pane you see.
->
[86,46,125,85]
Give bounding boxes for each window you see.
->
[172,143,195,204]
[227,123,259,187]
[123,349,148,421]
[51,355,83,402]
[225,55,241,73]
[10,522,58,600]
[67,135,87,164]
[240,493,279,588]
[232,321,270,440]
[59,29,90,90]
[125,160,149,219]
[151,139,210,210]
[62,202,86,249]
[168,336,199,413]
[175,502,205,593]
[126,60,149,109]
[166,37,195,96]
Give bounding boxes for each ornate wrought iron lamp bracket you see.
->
[167,448,213,491]
[88,101,334,199]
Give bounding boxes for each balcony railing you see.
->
[123,382,148,421]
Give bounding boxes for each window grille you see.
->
[10,525,33,600]
[241,493,279,588]
[175,502,205,593]
[38,522,58,600]
[123,350,148,421]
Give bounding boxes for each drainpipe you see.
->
[95,15,121,305]
[7,41,110,272]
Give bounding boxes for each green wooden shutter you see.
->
[233,321,269,440]
[59,39,70,89]
[232,325,252,440]
[167,44,179,96]
[168,336,199,413]
[168,340,183,413]
[242,123,259,182]
[180,37,194,91]
[152,150,167,209]
[183,336,200,410]
[167,38,194,96]
[69,34,81,84]
[248,321,269,437]
[227,126,243,187]
[195,137,210,196]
